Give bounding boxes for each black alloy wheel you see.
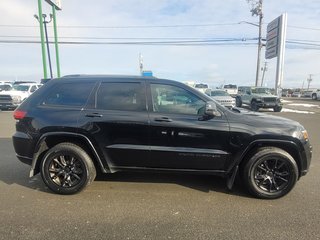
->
[41,143,96,194]
[242,147,298,199]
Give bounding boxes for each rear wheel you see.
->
[235,97,242,107]
[242,147,298,199]
[41,143,96,194]
[312,93,317,100]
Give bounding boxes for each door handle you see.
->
[85,113,103,118]
[154,117,172,122]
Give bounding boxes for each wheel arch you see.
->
[30,132,109,177]
[236,140,303,178]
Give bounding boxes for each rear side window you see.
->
[42,82,94,107]
[96,82,146,111]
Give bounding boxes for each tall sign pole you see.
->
[265,13,288,97]
[275,13,287,97]
[37,0,48,79]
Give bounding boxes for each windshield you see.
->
[0,84,12,91]
[251,87,271,94]
[12,85,29,91]
[223,84,237,89]
[211,90,229,96]
[195,84,208,89]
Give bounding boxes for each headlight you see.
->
[293,129,309,141]
[301,130,309,141]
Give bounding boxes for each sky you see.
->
[0,0,319,89]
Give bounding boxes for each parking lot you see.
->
[0,98,319,240]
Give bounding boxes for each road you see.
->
[0,99,319,240]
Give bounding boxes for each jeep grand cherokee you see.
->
[12,75,312,199]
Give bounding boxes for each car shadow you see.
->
[95,171,250,198]
[0,138,251,198]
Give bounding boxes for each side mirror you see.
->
[199,101,221,120]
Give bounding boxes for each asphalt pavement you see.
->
[0,99,319,240]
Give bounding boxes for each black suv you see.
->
[12,75,312,199]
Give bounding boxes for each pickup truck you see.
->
[0,83,40,110]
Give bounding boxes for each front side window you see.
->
[96,82,145,111]
[150,84,205,115]
[42,82,94,107]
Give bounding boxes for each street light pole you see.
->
[42,14,53,79]
[36,0,47,79]
[52,6,61,78]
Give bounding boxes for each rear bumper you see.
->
[12,131,35,166]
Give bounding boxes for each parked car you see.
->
[0,83,40,110]
[13,75,312,199]
[236,86,282,112]
[0,83,12,92]
[311,89,320,100]
[210,90,235,108]
[292,91,301,98]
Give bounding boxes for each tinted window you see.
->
[151,84,205,115]
[96,82,145,111]
[42,82,94,107]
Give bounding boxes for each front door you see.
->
[147,82,231,171]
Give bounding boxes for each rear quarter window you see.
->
[41,82,95,107]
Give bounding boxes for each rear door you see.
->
[80,79,150,168]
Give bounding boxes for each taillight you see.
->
[13,110,27,120]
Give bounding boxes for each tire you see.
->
[236,97,242,107]
[273,106,282,112]
[251,100,259,111]
[40,143,96,194]
[312,93,317,100]
[242,147,298,199]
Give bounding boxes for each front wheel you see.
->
[41,143,96,194]
[251,101,259,111]
[312,93,317,100]
[273,106,282,112]
[242,147,298,199]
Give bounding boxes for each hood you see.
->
[226,108,303,137]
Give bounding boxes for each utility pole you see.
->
[247,0,263,87]
[260,61,268,86]
[139,53,143,75]
[307,74,312,90]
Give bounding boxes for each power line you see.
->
[0,39,258,46]
[1,22,319,31]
